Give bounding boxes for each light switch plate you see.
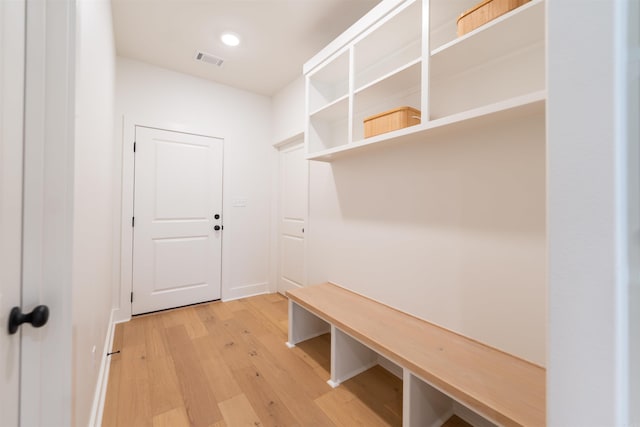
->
[232,197,248,207]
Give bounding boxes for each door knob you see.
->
[8,305,49,335]
[214,225,221,231]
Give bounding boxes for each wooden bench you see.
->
[286,282,545,427]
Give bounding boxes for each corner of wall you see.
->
[87,308,117,427]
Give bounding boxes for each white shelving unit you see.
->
[310,90,545,161]
[304,0,546,162]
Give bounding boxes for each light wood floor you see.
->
[102,293,469,427]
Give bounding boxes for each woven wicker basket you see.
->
[457,0,530,36]
[363,107,421,138]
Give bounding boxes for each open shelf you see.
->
[308,112,349,154]
[309,95,349,121]
[429,0,479,50]
[308,50,350,113]
[353,59,421,115]
[352,60,422,141]
[355,58,421,100]
[307,90,545,162]
[430,0,544,79]
[353,0,422,90]
[355,40,421,91]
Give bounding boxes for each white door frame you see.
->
[117,117,228,321]
[274,133,308,295]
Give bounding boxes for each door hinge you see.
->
[130,292,133,303]
[133,141,136,153]
[132,217,135,227]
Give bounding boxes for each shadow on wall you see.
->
[328,112,546,235]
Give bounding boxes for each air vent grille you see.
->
[194,51,224,67]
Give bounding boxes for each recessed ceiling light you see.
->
[221,32,240,47]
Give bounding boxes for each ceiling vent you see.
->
[194,51,224,67]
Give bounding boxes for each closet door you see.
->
[278,140,308,294]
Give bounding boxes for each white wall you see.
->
[72,1,116,425]
[114,57,273,318]
[308,115,546,365]
[272,75,305,144]
[270,76,305,295]
[547,0,632,425]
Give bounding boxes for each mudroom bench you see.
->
[285,282,545,427]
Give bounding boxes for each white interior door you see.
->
[0,1,25,424]
[278,141,308,294]
[132,126,223,314]
[3,0,76,424]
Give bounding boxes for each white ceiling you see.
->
[111,0,382,96]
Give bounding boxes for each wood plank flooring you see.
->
[102,293,404,427]
[102,293,472,426]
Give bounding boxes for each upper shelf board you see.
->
[306,90,546,162]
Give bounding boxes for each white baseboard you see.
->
[111,306,131,324]
[222,281,269,302]
[88,308,117,427]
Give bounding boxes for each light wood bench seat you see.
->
[286,282,545,427]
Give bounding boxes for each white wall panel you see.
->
[308,112,546,365]
[272,76,305,144]
[73,1,116,424]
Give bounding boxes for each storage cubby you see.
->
[430,41,545,119]
[304,0,546,161]
[353,0,422,91]
[428,0,479,50]
[294,333,332,378]
[308,95,349,152]
[404,372,497,427]
[307,50,349,114]
[429,0,545,118]
[352,60,421,141]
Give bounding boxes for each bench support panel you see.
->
[452,402,498,427]
[287,300,330,348]
[329,326,377,388]
[403,370,453,427]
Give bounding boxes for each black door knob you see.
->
[214,214,220,220]
[8,305,49,335]
[214,225,221,231]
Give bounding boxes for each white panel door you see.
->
[133,127,223,314]
[278,141,308,294]
[0,0,25,424]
